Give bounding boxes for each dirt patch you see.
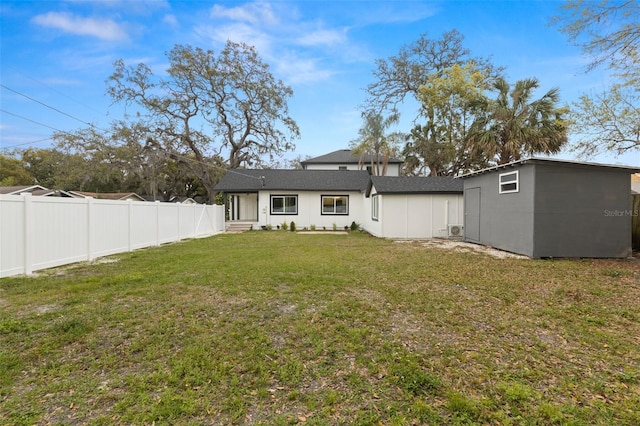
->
[396,238,528,259]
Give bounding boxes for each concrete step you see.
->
[226,222,254,233]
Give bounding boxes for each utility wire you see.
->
[1,84,106,132]
[1,107,263,181]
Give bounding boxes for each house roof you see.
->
[214,169,371,192]
[301,149,403,166]
[68,191,146,201]
[0,185,47,195]
[458,157,640,178]
[369,176,463,195]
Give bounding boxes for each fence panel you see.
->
[0,194,225,278]
[0,195,26,277]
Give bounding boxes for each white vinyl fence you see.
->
[0,194,225,278]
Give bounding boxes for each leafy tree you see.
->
[350,111,404,176]
[107,42,300,201]
[468,78,569,164]
[553,0,639,85]
[553,0,639,157]
[54,126,145,193]
[570,85,639,157]
[0,154,34,186]
[365,30,503,119]
[405,62,491,176]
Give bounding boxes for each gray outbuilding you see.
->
[459,158,640,258]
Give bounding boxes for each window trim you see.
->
[371,194,379,221]
[270,194,298,215]
[321,195,349,215]
[499,170,519,194]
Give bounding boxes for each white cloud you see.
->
[32,12,128,41]
[163,14,178,28]
[210,2,279,26]
[296,28,348,47]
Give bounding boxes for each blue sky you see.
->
[1,0,637,167]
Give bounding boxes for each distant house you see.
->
[0,185,48,195]
[0,185,73,197]
[459,158,640,258]
[301,149,403,176]
[68,191,146,201]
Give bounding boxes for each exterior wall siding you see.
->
[371,193,463,239]
[533,164,633,258]
[303,163,401,176]
[463,165,536,257]
[257,190,364,230]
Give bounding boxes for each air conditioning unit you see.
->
[447,224,464,237]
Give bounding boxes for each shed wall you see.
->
[533,164,633,258]
[463,165,535,257]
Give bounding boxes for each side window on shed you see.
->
[499,171,519,194]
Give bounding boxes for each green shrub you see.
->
[265,224,272,231]
[281,221,288,231]
[310,224,316,231]
[290,221,296,232]
[350,221,359,231]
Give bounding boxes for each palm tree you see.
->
[350,111,403,176]
[469,78,569,164]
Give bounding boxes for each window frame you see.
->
[321,195,349,215]
[270,194,298,215]
[371,194,379,221]
[499,170,519,194]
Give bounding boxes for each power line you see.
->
[1,137,53,151]
[1,107,261,181]
[1,84,106,131]
[3,65,103,115]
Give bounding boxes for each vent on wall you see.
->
[447,224,464,237]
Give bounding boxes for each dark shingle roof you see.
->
[301,149,403,166]
[214,169,371,192]
[370,176,463,194]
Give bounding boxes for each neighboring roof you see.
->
[458,157,640,178]
[68,191,146,201]
[369,176,463,195]
[0,185,47,195]
[301,149,403,166]
[214,169,371,192]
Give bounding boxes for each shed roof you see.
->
[214,169,371,192]
[301,149,403,166]
[458,157,640,178]
[369,176,463,195]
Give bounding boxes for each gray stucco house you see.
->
[459,158,640,258]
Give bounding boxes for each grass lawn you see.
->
[1,231,639,425]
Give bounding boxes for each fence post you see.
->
[22,193,33,275]
[87,197,94,261]
[127,199,133,252]
[155,201,161,246]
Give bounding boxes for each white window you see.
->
[499,171,519,194]
[371,194,379,221]
[271,195,297,214]
[322,195,349,215]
